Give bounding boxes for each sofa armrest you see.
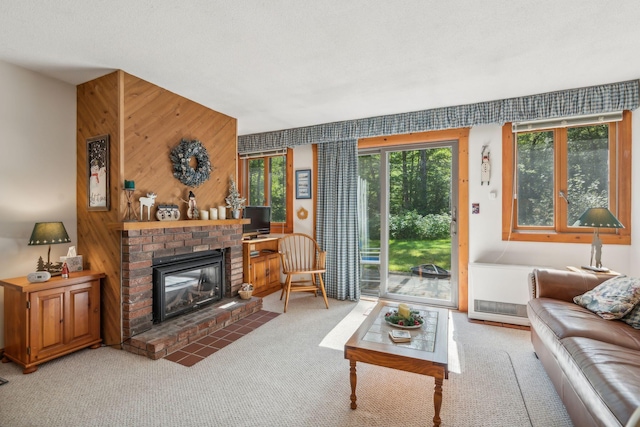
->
[529,268,611,302]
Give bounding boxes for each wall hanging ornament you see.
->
[296,206,309,220]
[170,139,212,187]
[481,145,491,185]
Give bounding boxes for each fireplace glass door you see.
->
[153,251,224,323]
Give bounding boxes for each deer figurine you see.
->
[139,193,157,221]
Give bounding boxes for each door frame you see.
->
[358,128,470,312]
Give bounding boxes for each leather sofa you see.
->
[527,268,640,427]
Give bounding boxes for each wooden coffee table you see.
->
[344,301,449,427]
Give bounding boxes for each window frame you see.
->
[238,148,294,234]
[501,110,631,244]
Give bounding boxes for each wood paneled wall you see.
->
[77,71,238,346]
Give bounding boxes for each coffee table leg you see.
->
[433,376,443,426]
[349,360,357,409]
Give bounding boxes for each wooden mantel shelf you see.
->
[108,219,250,231]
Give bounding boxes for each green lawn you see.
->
[369,239,451,272]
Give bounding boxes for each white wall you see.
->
[292,144,315,236]
[467,122,637,275]
[0,60,77,348]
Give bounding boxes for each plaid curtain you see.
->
[238,79,639,153]
[316,140,360,301]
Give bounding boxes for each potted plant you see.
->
[225,176,246,219]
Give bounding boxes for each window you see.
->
[239,149,293,233]
[502,111,631,244]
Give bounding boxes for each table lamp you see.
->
[575,208,623,271]
[28,222,71,274]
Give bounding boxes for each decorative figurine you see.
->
[61,262,69,279]
[139,192,157,221]
[181,190,199,219]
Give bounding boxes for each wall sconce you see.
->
[28,222,71,274]
[575,208,624,271]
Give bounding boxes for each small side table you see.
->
[566,266,621,276]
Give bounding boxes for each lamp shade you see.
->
[575,208,624,229]
[28,222,71,246]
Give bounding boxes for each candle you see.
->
[210,207,218,220]
[124,180,135,190]
[218,206,226,220]
[200,210,209,220]
[398,303,411,319]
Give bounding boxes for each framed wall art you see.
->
[295,169,312,199]
[87,134,110,211]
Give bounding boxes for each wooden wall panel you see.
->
[77,71,238,347]
[77,71,123,346]
[122,73,237,213]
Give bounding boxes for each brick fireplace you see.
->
[117,221,261,359]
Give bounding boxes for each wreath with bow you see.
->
[170,139,212,187]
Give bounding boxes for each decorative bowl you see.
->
[384,309,424,328]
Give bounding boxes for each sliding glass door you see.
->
[358,142,458,308]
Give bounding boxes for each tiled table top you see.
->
[361,307,439,352]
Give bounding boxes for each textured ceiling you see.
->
[1,1,639,135]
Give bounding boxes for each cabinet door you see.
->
[66,280,100,347]
[266,254,281,287]
[29,287,66,362]
[251,258,268,292]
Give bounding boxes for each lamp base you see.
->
[36,256,63,276]
[581,265,610,273]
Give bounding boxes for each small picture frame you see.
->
[87,134,110,211]
[295,169,312,199]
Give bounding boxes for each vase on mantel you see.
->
[232,209,240,219]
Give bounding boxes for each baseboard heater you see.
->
[473,299,528,318]
[468,262,541,326]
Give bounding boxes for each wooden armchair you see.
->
[278,233,329,313]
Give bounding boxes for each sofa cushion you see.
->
[573,275,640,319]
[528,298,640,350]
[621,304,640,329]
[562,337,640,425]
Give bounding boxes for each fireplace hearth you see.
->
[119,221,258,359]
[153,250,224,323]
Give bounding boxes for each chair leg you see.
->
[317,273,329,309]
[311,274,317,297]
[283,275,292,313]
[280,277,286,300]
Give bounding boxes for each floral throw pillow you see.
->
[621,303,640,329]
[573,275,640,320]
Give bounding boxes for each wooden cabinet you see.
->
[0,271,104,374]
[250,252,280,292]
[242,237,282,297]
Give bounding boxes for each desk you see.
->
[242,236,282,297]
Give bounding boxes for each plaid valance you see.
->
[238,79,639,154]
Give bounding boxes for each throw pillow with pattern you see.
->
[573,275,640,320]
[621,303,640,329]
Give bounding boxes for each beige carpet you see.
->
[0,292,572,427]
